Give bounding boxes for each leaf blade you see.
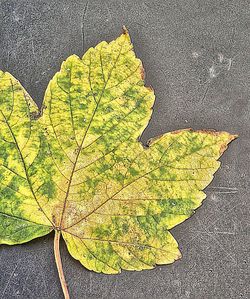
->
[0,71,52,244]
[0,211,52,245]
[40,30,154,228]
[62,129,236,273]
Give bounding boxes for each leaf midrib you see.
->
[59,42,125,228]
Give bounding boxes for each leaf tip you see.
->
[188,129,238,155]
[227,133,238,144]
[219,132,238,155]
[176,251,182,260]
[121,25,132,44]
[122,25,129,35]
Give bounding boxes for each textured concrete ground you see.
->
[0,0,249,298]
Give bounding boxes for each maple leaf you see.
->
[0,28,236,298]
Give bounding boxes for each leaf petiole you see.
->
[54,230,70,299]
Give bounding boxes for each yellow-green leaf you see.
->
[0,71,52,244]
[0,28,236,296]
[62,129,235,273]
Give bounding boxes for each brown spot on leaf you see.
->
[140,65,145,80]
[146,85,154,92]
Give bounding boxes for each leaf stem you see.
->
[54,230,70,299]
